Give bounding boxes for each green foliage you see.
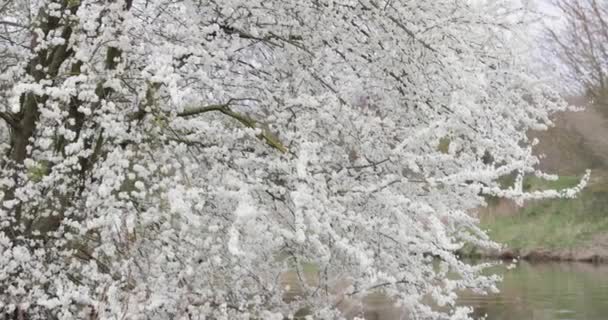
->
[437,137,450,154]
[27,161,49,182]
[523,175,581,191]
[67,0,80,9]
[481,184,608,250]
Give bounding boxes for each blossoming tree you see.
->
[0,0,587,319]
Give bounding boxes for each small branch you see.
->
[219,24,312,55]
[0,20,25,28]
[386,15,438,53]
[346,158,390,170]
[178,103,288,154]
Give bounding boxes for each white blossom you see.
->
[0,0,580,319]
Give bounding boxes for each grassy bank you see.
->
[477,173,608,259]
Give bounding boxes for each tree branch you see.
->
[0,20,25,28]
[178,104,288,154]
[176,104,230,117]
[0,111,18,129]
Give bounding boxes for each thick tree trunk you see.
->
[5,1,77,235]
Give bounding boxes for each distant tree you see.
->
[0,1,587,319]
[546,0,608,111]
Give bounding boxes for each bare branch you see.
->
[547,0,608,100]
[0,20,25,28]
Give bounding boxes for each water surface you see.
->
[459,261,608,320]
[285,261,608,319]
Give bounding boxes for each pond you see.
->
[460,261,608,320]
[285,261,608,319]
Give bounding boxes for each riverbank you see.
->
[464,237,608,263]
[466,172,608,263]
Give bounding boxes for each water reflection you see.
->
[460,261,608,320]
[283,261,608,319]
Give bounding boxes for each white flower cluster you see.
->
[0,0,578,319]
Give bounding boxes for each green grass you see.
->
[481,175,608,250]
[522,175,581,191]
